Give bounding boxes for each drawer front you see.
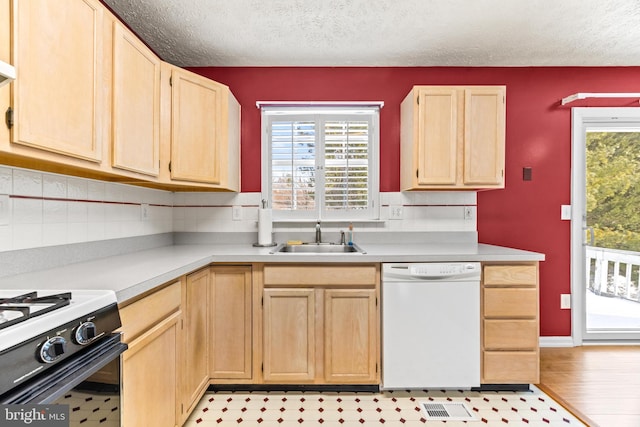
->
[483,351,539,384]
[484,319,538,350]
[263,265,377,286]
[118,281,181,343]
[484,288,537,318]
[484,265,537,286]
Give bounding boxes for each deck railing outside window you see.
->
[586,246,640,302]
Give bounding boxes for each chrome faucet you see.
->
[315,221,322,243]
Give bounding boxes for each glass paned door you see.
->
[584,129,640,338]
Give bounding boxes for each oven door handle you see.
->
[1,333,127,404]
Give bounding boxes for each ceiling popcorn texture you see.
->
[103,0,640,66]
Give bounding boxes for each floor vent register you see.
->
[420,401,477,421]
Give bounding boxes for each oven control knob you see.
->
[75,322,97,345]
[40,336,67,363]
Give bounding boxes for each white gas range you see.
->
[0,289,126,415]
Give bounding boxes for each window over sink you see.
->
[260,104,380,220]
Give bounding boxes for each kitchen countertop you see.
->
[0,243,544,304]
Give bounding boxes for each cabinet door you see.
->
[210,266,252,379]
[463,87,505,185]
[112,21,160,176]
[416,87,458,185]
[12,0,104,162]
[122,312,180,427]
[182,269,209,417]
[324,289,378,383]
[263,288,315,382]
[0,1,9,147]
[170,67,222,184]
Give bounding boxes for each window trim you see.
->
[261,105,380,221]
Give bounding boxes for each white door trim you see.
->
[571,107,640,345]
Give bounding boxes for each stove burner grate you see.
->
[0,292,72,330]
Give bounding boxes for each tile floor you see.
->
[183,386,586,426]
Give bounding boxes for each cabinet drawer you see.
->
[483,351,539,384]
[263,265,377,286]
[484,288,537,318]
[118,281,181,343]
[484,265,537,286]
[484,319,537,350]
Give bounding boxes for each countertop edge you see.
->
[0,243,545,304]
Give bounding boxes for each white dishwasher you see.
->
[382,262,481,389]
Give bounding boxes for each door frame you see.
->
[571,107,640,344]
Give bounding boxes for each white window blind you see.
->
[262,107,379,220]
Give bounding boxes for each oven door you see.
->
[1,333,127,426]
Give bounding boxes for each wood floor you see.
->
[538,346,640,427]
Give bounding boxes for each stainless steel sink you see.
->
[270,243,366,254]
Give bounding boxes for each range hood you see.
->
[0,59,15,88]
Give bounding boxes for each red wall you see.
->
[188,66,640,337]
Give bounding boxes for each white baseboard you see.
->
[539,336,575,347]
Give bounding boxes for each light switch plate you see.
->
[232,205,242,221]
[561,205,571,220]
[561,294,571,309]
[0,194,9,226]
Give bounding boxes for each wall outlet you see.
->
[464,206,475,220]
[140,203,150,221]
[560,294,571,309]
[389,205,403,220]
[0,194,8,225]
[232,205,242,221]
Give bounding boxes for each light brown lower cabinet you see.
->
[180,268,210,422]
[210,265,253,381]
[324,289,378,383]
[260,264,380,384]
[119,282,182,427]
[481,263,540,384]
[262,288,316,382]
[114,259,540,427]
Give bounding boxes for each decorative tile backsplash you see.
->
[0,166,477,252]
[0,166,173,252]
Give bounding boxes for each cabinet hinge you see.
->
[261,363,264,372]
[169,76,172,86]
[168,161,172,172]
[375,297,378,307]
[502,169,504,177]
[5,107,13,129]
[261,297,264,306]
[416,169,419,178]
[376,363,378,373]
[416,95,419,105]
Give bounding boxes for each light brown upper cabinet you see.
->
[111,20,160,177]
[0,0,11,148]
[161,64,240,191]
[401,86,506,190]
[1,0,241,191]
[10,0,106,162]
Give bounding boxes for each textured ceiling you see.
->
[102,0,640,67]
